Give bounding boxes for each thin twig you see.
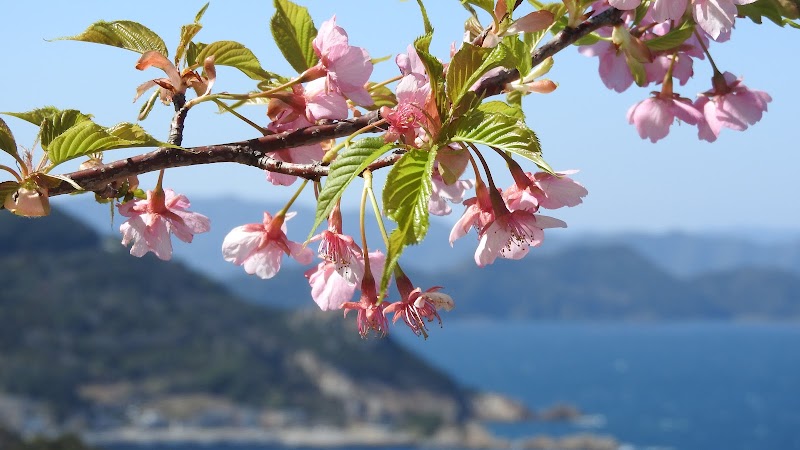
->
[48,8,623,197]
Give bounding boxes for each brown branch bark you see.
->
[472,7,624,97]
[49,8,623,198]
[50,112,384,196]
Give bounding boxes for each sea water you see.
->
[395,321,800,450]
[110,322,800,450]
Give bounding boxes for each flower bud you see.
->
[4,186,50,217]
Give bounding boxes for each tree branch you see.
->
[49,8,623,198]
[50,112,384,196]
[472,7,624,97]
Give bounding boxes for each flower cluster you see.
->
[582,1,771,142]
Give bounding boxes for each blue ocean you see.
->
[110,321,800,450]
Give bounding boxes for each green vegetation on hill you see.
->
[0,210,467,427]
[0,426,96,450]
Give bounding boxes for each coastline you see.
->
[84,422,619,450]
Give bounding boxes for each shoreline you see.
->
[83,423,620,450]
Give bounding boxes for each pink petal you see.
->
[693,0,736,40]
[313,16,349,57]
[306,262,357,311]
[222,226,264,265]
[242,245,283,279]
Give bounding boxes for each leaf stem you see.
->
[0,164,22,182]
[364,170,390,248]
[323,118,388,163]
[369,75,403,92]
[276,178,309,218]
[213,99,268,135]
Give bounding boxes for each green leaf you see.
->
[174,3,208,67]
[0,117,18,158]
[478,101,525,119]
[56,20,168,56]
[186,41,206,67]
[645,22,695,52]
[195,2,211,22]
[138,90,160,121]
[175,23,203,67]
[380,148,437,295]
[40,110,93,150]
[270,0,319,74]
[446,42,514,110]
[414,33,447,122]
[195,40,271,80]
[46,120,168,167]
[414,0,434,34]
[461,0,495,17]
[738,0,799,25]
[448,109,553,173]
[308,138,394,240]
[365,83,397,110]
[2,106,61,127]
[504,36,533,78]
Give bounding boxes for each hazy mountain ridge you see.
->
[57,196,800,320]
[59,196,800,280]
[229,243,800,321]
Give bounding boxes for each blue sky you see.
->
[1,1,798,233]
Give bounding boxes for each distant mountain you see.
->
[0,209,474,434]
[230,244,800,321]
[58,196,800,282]
[421,246,800,320]
[555,231,800,278]
[54,195,800,320]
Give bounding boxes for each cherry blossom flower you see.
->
[645,54,694,86]
[396,45,426,78]
[627,93,704,142]
[385,282,453,338]
[692,0,757,41]
[343,296,389,338]
[222,211,313,279]
[429,170,474,216]
[504,171,588,212]
[608,0,642,10]
[449,184,496,246]
[119,189,210,261]
[308,16,374,107]
[579,40,635,93]
[695,72,772,142]
[305,261,357,311]
[380,73,430,145]
[475,209,567,267]
[305,245,372,311]
[341,251,389,338]
[651,0,689,22]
